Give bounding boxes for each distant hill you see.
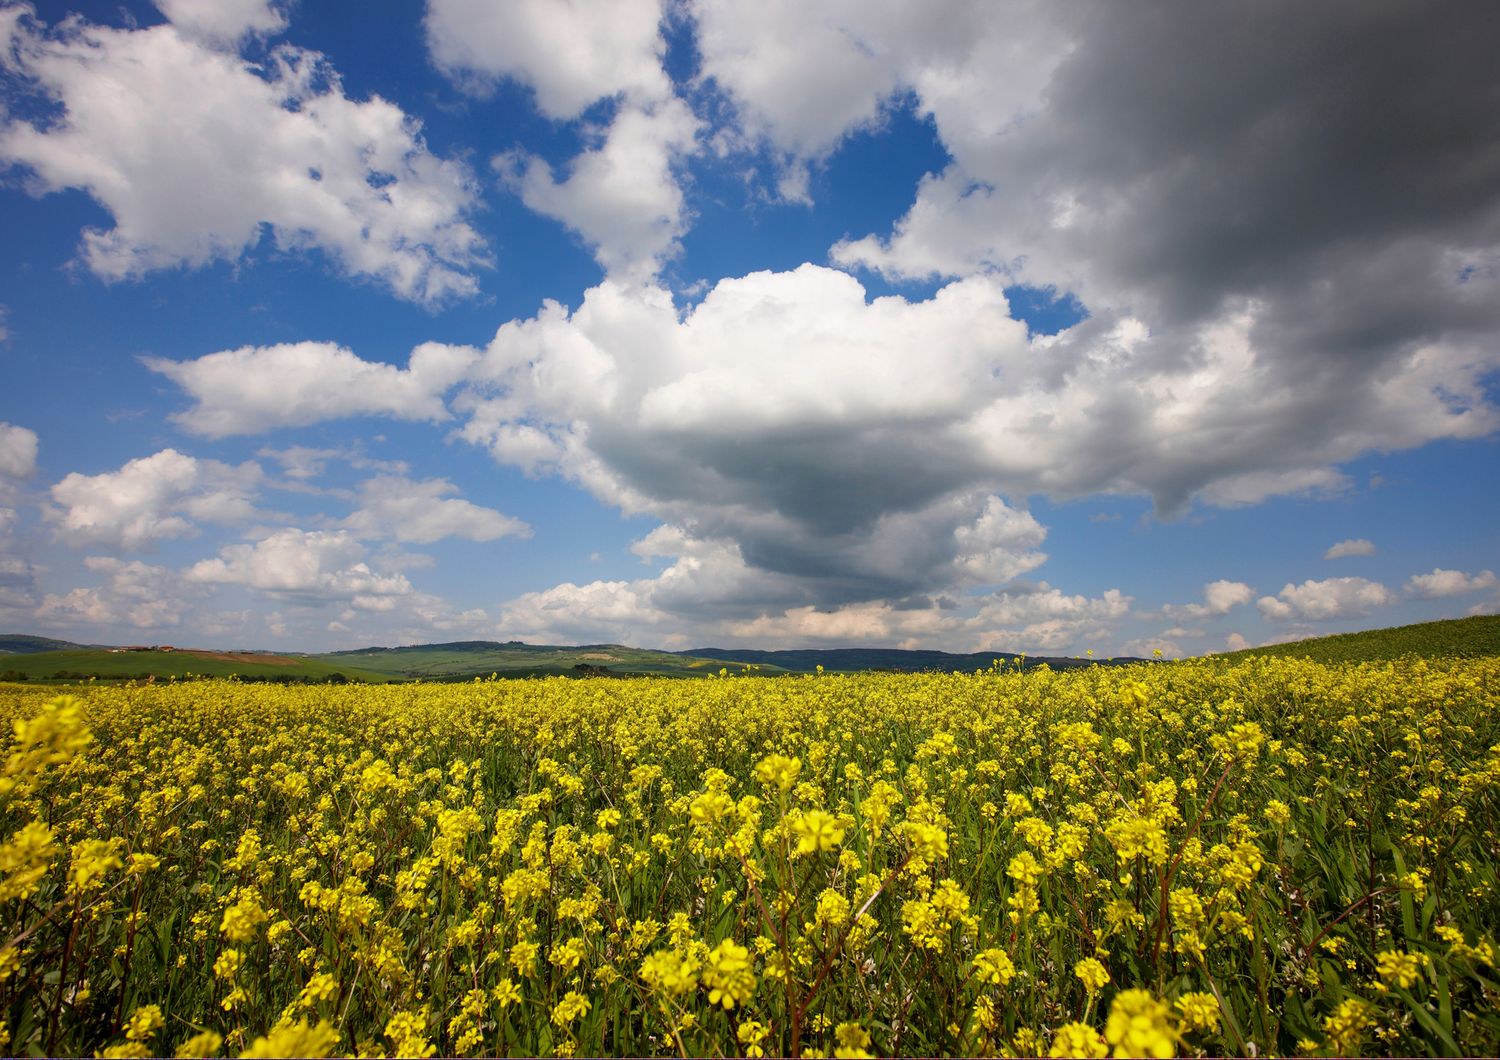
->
[0,648,372,684]
[678,646,1147,672]
[1222,614,1500,664]
[0,634,1157,683]
[319,641,790,679]
[0,634,89,655]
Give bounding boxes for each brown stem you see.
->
[46,897,80,1056]
[1298,886,1399,964]
[790,852,912,1057]
[115,878,146,1025]
[1149,756,1236,977]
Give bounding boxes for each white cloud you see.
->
[496,550,1131,655]
[967,583,1132,654]
[1326,538,1376,559]
[1,9,486,303]
[0,555,38,619]
[693,5,1500,512]
[36,556,195,630]
[0,422,38,483]
[1405,568,1498,599]
[1224,632,1250,652]
[1164,579,1254,620]
[340,475,530,544]
[255,445,409,484]
[47,448,263,550]
[1257,577,1392,622]
[691,0,1040,164]
[153,0,286,48]
[1121,635,1182,659]
[504,97,700,281]
[425,0,668,118]
[186,528,412,606]
[148,341,478,437]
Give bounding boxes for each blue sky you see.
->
[0,0,1496,655]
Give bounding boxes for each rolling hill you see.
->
[1221,614,1500,664]
[0,648,374,683]
[674,646,1143,672]
[10,614,1489,686]
[319,641,791,679]
[0,634,89,654]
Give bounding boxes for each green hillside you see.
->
[1221,614,1500,664]
[321,641,789,679]
[0,634,88,654]
[0,648,376,683]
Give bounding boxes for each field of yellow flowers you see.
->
[0,656,1497,1057]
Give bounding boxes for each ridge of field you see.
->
[0,633,90,654]
[0,647,377,682]
[678,645,1148,672]
[318,640,788,679]
[1222,613,1500,663]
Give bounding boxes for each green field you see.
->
[1223,614,1500,664]
[0,648,375,683]
[320,641,793,680]
[3,615,1495,685]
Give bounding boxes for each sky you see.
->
[0,0,1497,657]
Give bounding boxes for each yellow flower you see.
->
[640,948,700,995]
[0,821,57,903]
[1104,989,1176,1059]
[1375,949,1426,990]
[220,893,268,943]
[704,939,756,1009]
[1075,957,1111,994]
[973,947,1016,986]
[1322,997,1374,1055]
[241,1019,340,1058]
[68,837,124,896]
[384,1011,436,1058]
[1175,992,1219,1032]
[754,754,802,792]
[792,810,845,854]
[551,991,591,1027]
[173,1029,222,1058]
[493,978,522,1008]
[1050,1022,1109,1058]
[122,1004,164,1042]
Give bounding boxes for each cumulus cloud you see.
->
[153,0,287,48]
[1326,538,1377,559]
[0,422,38,483]
[1405,568,1498,599]
[452,268,1071,611]
[340,475,530,544]
[693,4,1500,514]
[503,97,700,281]
[37,556,195,630]
[255,446,409,484]
[425,0,668,118]
[147,341,478,437]
[496,539,1124,653]
[426,0,696,281]
[47,449,263,551]
[186,528,412,607]
[1,7,487,303]
[968,583,1132,654]
[1257,577,1392,622]
[1163,579,1254,620]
